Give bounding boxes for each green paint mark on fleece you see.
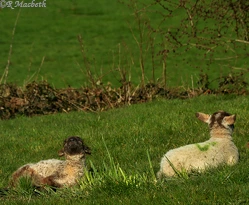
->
[196,142,217,151]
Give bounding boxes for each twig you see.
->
[235,39,249,44]
[0,8,21,84]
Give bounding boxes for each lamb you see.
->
[9,136,91,188]
[157,111,239,179]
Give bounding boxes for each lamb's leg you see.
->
[11,166,64,188]
[9,165,52,188]
[9,165,39,187]
[157,156,180,179]
[227,156,238,166]
[157,170,163,180]
[41,174,63,188]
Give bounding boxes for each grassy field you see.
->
[0,1,133,87]
[1,0,248,89]
[1,0,249,204]
[1,95,249,204]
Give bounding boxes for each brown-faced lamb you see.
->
[10,136,91,188]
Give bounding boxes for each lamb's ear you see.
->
[84,145,91,155]
[195,112,210,123]
[58,149,65,157]
[223,114,236,125]
[58,138,67,157]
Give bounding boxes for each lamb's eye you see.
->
[229,124,234,130]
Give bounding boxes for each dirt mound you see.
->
[0,80,248,120]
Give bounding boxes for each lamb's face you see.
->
[196,110,236,133]
[59,136,91,157]
[209,111,235,131]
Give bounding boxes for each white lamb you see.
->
[157,110,239,179]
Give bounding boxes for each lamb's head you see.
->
[58,136,91,160]
[195,111,236,138]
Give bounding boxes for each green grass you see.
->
[0,1,134,87]
[1,0,248,89]
[1,1,249,203]
[1,95,249,204]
